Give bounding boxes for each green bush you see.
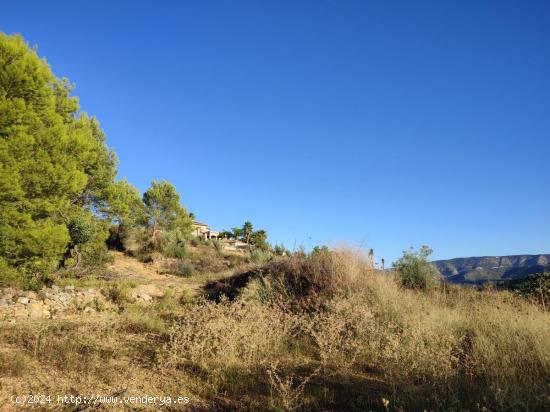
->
[191,237,204,247]
[0,257,25,288]
[163,240,189,259]
[250,249,271,264]
[176,262,195,277]
[64,211,111,269]
[211,239,224,255]
[393,245,441,290]
[102,282,136,305]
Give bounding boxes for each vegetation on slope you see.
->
[0,33,272,289]
[1,249,549,411]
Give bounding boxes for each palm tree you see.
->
[242,221,253,244]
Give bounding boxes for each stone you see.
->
[13,307,28,319]
[23,291,37,300]
[51,285,60,291]
[17,297,29,305]
[65,285,75,291]
[44,298,55,306]
[138,293,152,303]
[28,302,45,319]
[0,298,8,307]
[132,284,164,300]
[83,306,96,314]
[54,293,71,305]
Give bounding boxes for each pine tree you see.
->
[0,33,117,280]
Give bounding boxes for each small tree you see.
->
[250,230,270,251]
[219,230,232,239]
[231,227,242,241]
[142,180,193,252]
[103,180,146,251]
[242,221,254,244]
[393,245,440,290]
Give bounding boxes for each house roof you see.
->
[192,221,208,227]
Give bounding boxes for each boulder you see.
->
[17,297,29,305]
[132,284,164,300]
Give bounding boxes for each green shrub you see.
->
[164,242,189,259]
[250,249,271,264]
[176,262,195,277]
[0,258,27,288]
[211,239,224,255]
[102,282,136,305]
[191,237,204,247]
[393,245,441,290]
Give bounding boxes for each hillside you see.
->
[434,254,550,284]
[1,249,549,411]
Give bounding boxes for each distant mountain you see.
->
[433,254,550,285]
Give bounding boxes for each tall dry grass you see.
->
[162,248,550,410]
[1,249,548,411]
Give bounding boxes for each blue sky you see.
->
[2,1,549,262]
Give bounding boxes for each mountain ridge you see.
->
[433,254,550,284]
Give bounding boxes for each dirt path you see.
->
[106,252,240,297]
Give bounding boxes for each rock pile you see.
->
[0,285,102,322]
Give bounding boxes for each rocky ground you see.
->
[0,285,99,322]
[0,251,239,324]
[0,283,173,323]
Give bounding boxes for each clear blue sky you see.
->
[2,1,549,263]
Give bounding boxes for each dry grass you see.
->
[1,250,549,411]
